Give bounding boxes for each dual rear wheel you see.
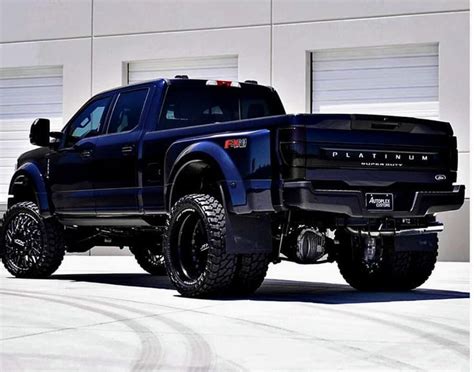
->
[335,229,438,291]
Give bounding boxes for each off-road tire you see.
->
[335,230,438,291]
[385,248,438,290]
[130,243,167,275]
[1,201,65,278]
[230,253,271,295]
[163,194,237,298]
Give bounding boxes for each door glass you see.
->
[107,89,148,134]
[64,96,111,147]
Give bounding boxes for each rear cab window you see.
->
[158,83,285,130]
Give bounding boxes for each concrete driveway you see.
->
[0,257,469,371]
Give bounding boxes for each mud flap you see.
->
[225,213,273,254]
[394,234,438,252]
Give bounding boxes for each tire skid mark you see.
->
[218,357,248,372]
[77,294,422,370]
[0,291,164,371]
[65,295,215,372]
[2,289,216,372]
[377,309,469,337]
[3,289,428,370]
[86,297,244,372]
[0,293,133,344]
[149,313,214,372]
[301,303,469,358]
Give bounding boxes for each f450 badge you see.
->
[224,138,247,149]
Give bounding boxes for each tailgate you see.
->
[279,113,458,189]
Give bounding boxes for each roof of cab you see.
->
[95,78,274,97]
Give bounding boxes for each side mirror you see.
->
[30,118,50,147]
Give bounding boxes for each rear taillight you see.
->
[278,127,307,179]
[450,136,458,171]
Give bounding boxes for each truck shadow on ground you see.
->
[48,273,469,304]
[254,279,469,304]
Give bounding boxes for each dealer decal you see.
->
[366,193,393,211]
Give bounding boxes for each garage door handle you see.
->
[122,145,135,155]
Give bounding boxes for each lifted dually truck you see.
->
[0,78,465,297]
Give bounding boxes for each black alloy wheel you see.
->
[1,202,65,278]
[130,241,167,276]
[164,194,237,297]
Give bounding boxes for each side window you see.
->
[64,96,111,147]
[107,89,148,134]
[159,87,239,129]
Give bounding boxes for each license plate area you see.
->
[366,193,393,211]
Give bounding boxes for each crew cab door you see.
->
[91,87,150,213]
[48,95,113,214]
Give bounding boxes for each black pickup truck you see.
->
[0,78,464,297]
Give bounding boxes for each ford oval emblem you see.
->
[435,174,446,181]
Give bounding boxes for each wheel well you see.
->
[169,160,225,209]
[8,176,37,207]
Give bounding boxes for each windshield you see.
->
[158,85,285,129]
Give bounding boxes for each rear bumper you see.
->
[283,181,465,217]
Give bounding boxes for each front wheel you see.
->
[335,230,438,291]
[163,194,237,298]
[1,201,65,278]
[130,242,167,276]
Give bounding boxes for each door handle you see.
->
[121,145,135,155]
[80,149,93,158]
[74,142,95,158]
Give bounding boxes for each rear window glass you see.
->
[158,85,284,129]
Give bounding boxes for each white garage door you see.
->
[128,55,238,84]
[0,66,63,208]
[311,44,439,120]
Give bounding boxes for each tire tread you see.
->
[164,194,237,298]
[1,201,65,278]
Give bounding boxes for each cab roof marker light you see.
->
[206,80,241,88]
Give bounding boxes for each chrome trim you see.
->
[346,224,444,237]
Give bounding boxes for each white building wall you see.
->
[0,0,469,260]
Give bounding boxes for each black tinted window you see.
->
[65,96,111,147]
[108,89,148,134]
[159,85,284,129]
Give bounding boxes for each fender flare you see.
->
[8,162,51,215]
[165,141,246,211]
